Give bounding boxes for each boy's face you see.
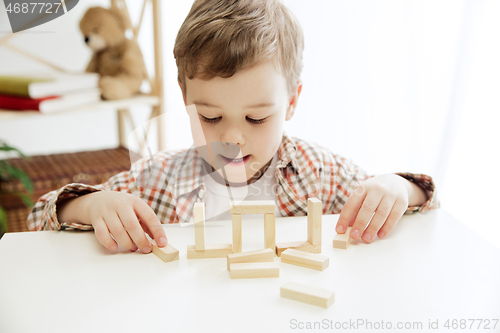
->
[179,58,302,185]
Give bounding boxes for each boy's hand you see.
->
[81,191,168,253]
[335,174,410,243]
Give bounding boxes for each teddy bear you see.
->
[79,6,145,100]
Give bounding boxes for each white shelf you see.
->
[0,0,165,151]
[0,95,159,121]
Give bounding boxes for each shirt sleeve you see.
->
[395,172,440,212]
[322,153,372,214]
[322,153,439,214]
[26,153,164,231]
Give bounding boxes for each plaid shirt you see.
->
[27,133,439,231]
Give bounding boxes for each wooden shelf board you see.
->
[0,95,160,121]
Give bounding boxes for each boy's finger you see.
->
[361,196,393,243]
[377,199,407,239]
[118,207,152,254]
[350,192,383,240]
[133,199,168,247]
[336,191,364,234]
[93,217,118,251]
[140,220,154,240]
[105,212,137,251]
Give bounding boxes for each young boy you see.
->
[27,0,439,255]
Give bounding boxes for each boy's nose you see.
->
[220,128,245,146]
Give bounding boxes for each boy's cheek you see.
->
[198,125,217,144]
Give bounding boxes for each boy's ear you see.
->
[178,78,187,106]
[286,80,303,121]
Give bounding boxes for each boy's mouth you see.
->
[220,154,250,165]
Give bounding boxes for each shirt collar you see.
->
[277,131,306,174]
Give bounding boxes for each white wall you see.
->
[441,0,500,250]
[1,1,498,248]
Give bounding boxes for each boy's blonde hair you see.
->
[174,0,304,96]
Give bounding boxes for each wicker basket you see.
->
[0,146,140,233]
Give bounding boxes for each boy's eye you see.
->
[200,115,267,124]
[246,116,267,124]
[200,115,221,123]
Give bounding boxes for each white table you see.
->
[1,210,499,333]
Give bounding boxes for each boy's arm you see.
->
[321,151,440,243]
[322,153,439,215]
[27,182,108,231]
[333,173,439,243]
[395,172,440,212]
[26,153,169,231]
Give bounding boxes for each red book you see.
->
[0,90,100,113]
[0,94,57,111]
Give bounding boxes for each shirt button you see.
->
[198,188,205,198]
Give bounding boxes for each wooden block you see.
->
[281,281,335,308]
[194,202,205,251]
[281,249,329,271]
[332,227,352,249]
[229,200,275,214]
[227,248,275,271]
[150,240,179,263]
[307,198,322,245]
[275,241,321,257]
[229,262,279,279]
[187,244,233,259]
[232,214,242,253]
[264,213,276,251]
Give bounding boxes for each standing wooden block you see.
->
[307,198,322,245]
[275,240,321,257]
[227,248,275,271]
[229,262,279,279]
[232,214,242,253]
[194,202,205,251]
[229,200,275,214]
[280,281,335,308]
[150,240,179,263]
[264,213,276,251]
[332,227,352,249]
[229,200,277,255]
[281,249,329,271]
[187,244,233,259]
[187,202,233,259]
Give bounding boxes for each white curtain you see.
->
[160,0,499,248]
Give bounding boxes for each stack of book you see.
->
[0,73,101,113]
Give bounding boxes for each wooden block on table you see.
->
[150,240,179,263]
[232,213,242,253]
[229,200,275,214]
[275,240,321,257]
[264,213,276,251]
[194,202,205,251]
[227,248,275,271]
[229,262,279,279]
[187,244,233,259]
[281,249,329,271]
[332,227,352,249]
[307,198,322,245]
[281,281,335,308]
